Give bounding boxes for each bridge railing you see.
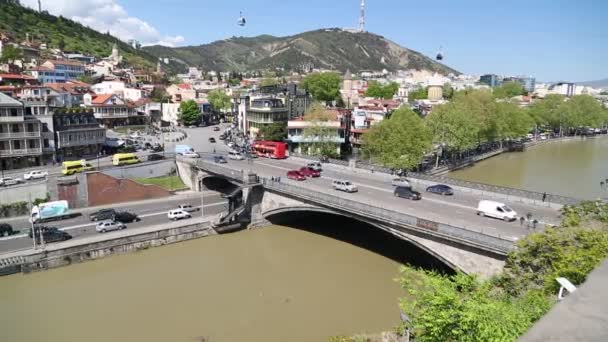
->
[262,178,515,254]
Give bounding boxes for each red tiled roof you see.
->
[28,66,53,71]
[0,73,36,80]
[92,94,114,104]
[178,83,192,89]
[44,59,84,67]
[0,85,17,90]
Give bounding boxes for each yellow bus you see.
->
[61,160,94,175]
[112,153,140,166]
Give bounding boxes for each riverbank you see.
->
[0,217,242,276]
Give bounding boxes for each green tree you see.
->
[261,77,278,87]
[425,102,480,152]
[408,87,428,102]
[207,89,231,113]
[0,44,23,68]
[150,87,170,102]
[528,94,566,131]
[77,74,94,84]
[300,72,342,103]
[300,103,340,157]
[258,123,287,141]
[442,83,454,99]
[365,81,399,99]
[562,95,606,128]
[178,100,201,126]
[493,81,525,99]
[362,108,432,170]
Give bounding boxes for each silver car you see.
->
[391,178,411,187]
[0,177,21,186]
[95,220,126,233]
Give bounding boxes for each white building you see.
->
[91,81,143,102]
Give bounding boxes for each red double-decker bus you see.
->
[251,141,287,159]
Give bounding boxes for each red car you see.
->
[287,170,306,181]
[299,167,321,177]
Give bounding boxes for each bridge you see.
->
[176,156,566,277]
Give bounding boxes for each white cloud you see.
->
[21,0,184,46]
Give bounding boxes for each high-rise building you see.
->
[479,74,502,88]
[504,76,536,93]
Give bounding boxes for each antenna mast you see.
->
[358,0,366,32]
[38,0,42,12]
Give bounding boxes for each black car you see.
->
[28,226,72,243]
[114,211,140,223]
[394,186,422,200]
[89,208,116,221]
[218,134,226,140]
[147,153,165,161]
[0,223,14,237]
[209,137,216,143]
[152,145,164,152]
[214,155,227,164]
[426,184,454,196]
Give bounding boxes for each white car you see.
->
[228,151,244,160]
[307,162,322,172]
[182,151,200,158]
[95,220,126,233]
[0,177,21,186]
[476,200,517,222]
[168,209,191,221]
[177,204,197,213]
[391,178,411,187]
[23,170,49,180]
[332,180,358,193]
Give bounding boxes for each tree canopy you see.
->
[362,107,432,170]
[178,100,201,126]
[493,81,525,99]
[408,87,428,102]
[300,72,342,103]
[300,103,340,157]
[0,44,23,67]
[207,89,231,113]
[365,81,399,99]
[258,123,287,141]
[529,94,608,133]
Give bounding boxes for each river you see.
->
[0,212,447,342]
[449,136,608,200]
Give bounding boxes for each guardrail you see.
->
[261,178,514,255]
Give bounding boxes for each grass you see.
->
[113,125,149,134]
[132,176,187,191]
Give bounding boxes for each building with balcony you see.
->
[0,92,44,170]
[287,108,350,156]
[28,60,85,83]
[53,109,106,161]
[349,106,392,152]
[85,94,147,128]
[246,98,289,138]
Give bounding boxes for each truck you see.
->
[175,145,194,155]
[31,200,73,223]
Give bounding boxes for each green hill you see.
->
[144,28,459,75]
[0,0,157,70]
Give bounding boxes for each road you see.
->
[0,192,227,254]
[181,125,562,240]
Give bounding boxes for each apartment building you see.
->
[53,109,106,161]
[246,98,289,138]
[0,92,43,170]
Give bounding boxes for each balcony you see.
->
[0,116,24,123]
[0,131,41,139]
[0,147,42,156]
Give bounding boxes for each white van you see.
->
[476,200,517,221]
[332,180,358,193]
[228,151,244,160]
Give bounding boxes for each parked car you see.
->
[426,184,454,196]
[0,223,14,237]
[147,153,165,161]
[168,209,191,221]
[209,137,216,143]
[182,151,200,158]
[28,226,72,243]
[214,155,227,164]
[96,220,126,233]
[394,186,421,200]
[213,126,221,131]
[177,204,198,213]
[219,134,226,140]
[23,170,48,180]
[477,200,517,221]
[228,151,244,160]
[391,178,411,187]
[152,144,164,153]
[287,170,306,181]
[299,167,321,177]
[89,208,116,222]
[114,211,140,223]
[307,162,322,172]
[332,180,358,193]
[227,142,235,148]
[0,177,22,187]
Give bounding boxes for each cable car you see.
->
[237,12,246,26]
[436,46,444,61]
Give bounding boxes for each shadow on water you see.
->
[267,211,455,275]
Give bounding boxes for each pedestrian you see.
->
[213,148,216,154]
[371,166,375,174]
[271,176,274,182]
[542,192,547,202]
[532,219,539,230]
[519,216,525,227]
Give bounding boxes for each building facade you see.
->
[479,74,502,88]
[287,109,350,156]
[0,92,43,170]
[29,60,85,83]
[503,76,536,93]
[246,98,289,138]
[86,94,146,128]
[53,109,106,161]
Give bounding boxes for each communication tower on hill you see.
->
[358,0,366,32]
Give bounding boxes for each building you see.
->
[246,98,289,138]
[0,73,38,86]
[29,60,85,83]
[504,76,536,93]
[85,94,145,128]
[0,92,44,170]
[91,81,142,102]
[53,109,106,161]
[287,108,350,156]
[64,53,96,64]
[166,83,197,103]
[349,106,390,152]
[479,74,502,88]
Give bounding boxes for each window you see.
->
[28,140,36,148]
[43,139,50,148]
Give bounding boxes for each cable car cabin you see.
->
[237,12,246,26]
[252,141,287,159]
[436,53,443,61]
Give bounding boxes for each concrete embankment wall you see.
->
[0,181,48,204]
[0,219,242,276]
[103,160,176,179]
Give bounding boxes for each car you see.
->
[0,223,14,237]
[332,180,358,193]
[287,170,306,181]
[394,186,421,200]
[214,155,227,164]
[299,167,321,177]
[182,151,200,158]
[28,226,72,243]
[114,211,140,223]
[23,170,49,180]
[426,184,454,196]
[96,220,126,233]
[219,134,226,140]
[391,178,411,187]
[477,200,517,221]
[147,153,165,161]
[89,208,116,222]
[177,204,198,213]
[209,137,216,143]
[228,151,245,160]
[152,145,164,152]
[213,126,221,131]
[0,177,21,186]
[168,209,191,221]
[307,162,322,172]
[227,142,235,148]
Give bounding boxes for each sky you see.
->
[22,0,607,82]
